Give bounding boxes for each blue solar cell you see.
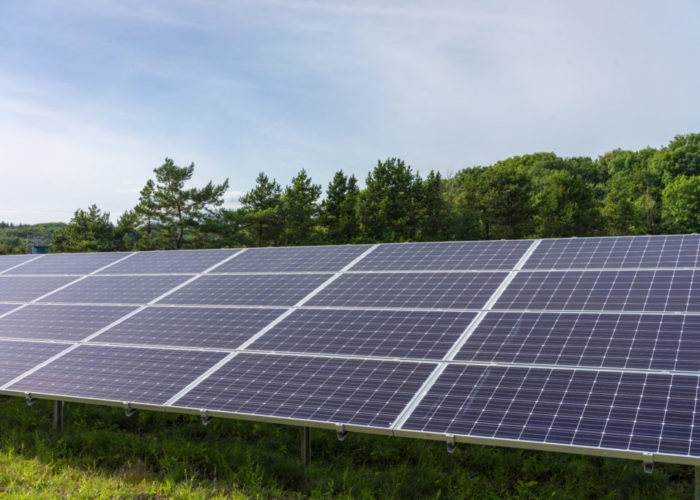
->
[307,272,507,309]
[0,340,67,386]
[7,345,228,405]
[0,304,19,316]
[496,270,700,312]
[524,234,700,270]
[37,275,191,304]
[173,353,436,428]
[97,249,238,274]
[0,304,136,341]
[402,365,699,457]
[0,276,78,302]
[456,312,700,371]
[0,254,40,274]
[215,245,373,273]
[352,240,533,271]
[97,306,287,349]
[248,309,477,359]
[160,274,332,306]
[6,252,132,275]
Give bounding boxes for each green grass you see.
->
[0,396,694,499]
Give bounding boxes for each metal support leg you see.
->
[301,427,311,466]
[53,401,64,430]
[694,466,699,500]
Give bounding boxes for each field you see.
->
[0,397,693,499]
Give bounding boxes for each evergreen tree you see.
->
[239,172,283,247]
[281,169,322,245]
[51,205,116,252]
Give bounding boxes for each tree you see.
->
[359,158,422,242]
[534,170,603,237]
[134,159,228,249]
[51,205,116,252]
[661,175,700,233]
[651,133,700,186]
[281,169,322,245]
[239,172,283,247]
[419,170,450,241]
[321,171,360,244]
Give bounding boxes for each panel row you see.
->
[403,365,700,457]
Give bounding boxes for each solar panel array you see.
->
[0,233,699,466]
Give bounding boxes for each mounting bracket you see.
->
[446,434,457,454]
[643,452,654,474]
[200,410,213,426]
[123,402,136,417]
[25,393,36,406]
[336,423,348,442]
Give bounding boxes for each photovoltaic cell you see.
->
[174,353,436,428]
[214,245,373,273]
[352,240,532,271]
[38,275,192,304]
[7,345,228,405]
[0,254,40,274]
[0,340,67,386]
[0,304,19,316]
[495,270,700,313]
[0,304,135,342]
[307,272,507,310]
[6,252,132,275]
[0,276,78,302]
[456,312,700,372]
[97,249,238,274]
[248,309,477,359]
[160,274,332,306]
[402,365,700,457]
[524,234,700,270]
[97,306,287,349]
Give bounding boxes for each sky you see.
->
[0,0,698,224]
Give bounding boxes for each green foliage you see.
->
[239,172,283,247]
[0,222,64,254]
[661,175,700,233]
[50,205,116,253]
[651,133,700,186]
[281,169,322,246]
[321,171,360,244]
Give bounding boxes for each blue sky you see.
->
[0,0,698,224]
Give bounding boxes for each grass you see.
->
[0,396,694,499]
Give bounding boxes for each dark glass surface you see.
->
[174,353,436,428]
[0,276,78,302]
[0,340,67,386]
[38,275,191,304]
[352,240,532,271]
[7,252,132,275]
[0,254,42,274]
[308,272,507,309]
[215,245,372,273]
[0,304,135,341]
[249,309,476,359]
[97,249,238,274]
[98,306,286,349]
[8,345,227,405]
[496,270,700,313]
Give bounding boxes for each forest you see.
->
[1,132,699,255]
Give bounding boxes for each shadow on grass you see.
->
[0,397,694,499]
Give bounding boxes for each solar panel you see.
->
[0,276,78,302]
[0,254,41,274]
[5,252,132,275]
[159,274,333,306]
[7,345,229,405]
[97,249,238,274]
[455,312,700,371]
[495,270,700,313]
[214,245,373,273]
[0,304,19,316]
[0,304,136,341]
[0,340,67,386]
[352,240,532,271]
[172,353,436,428]
[401,365,700,457]
[524,234,700,270]
[248,309,477,359]
[96,306,287,349]
[307,272,507,310]
[38,275,192,304]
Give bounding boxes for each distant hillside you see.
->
[0,222,66,254]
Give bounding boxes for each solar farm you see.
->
[1,234,700,495]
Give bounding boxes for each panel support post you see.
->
[301,427,311,467]
[694,466,699,500]
[53,401,64,431]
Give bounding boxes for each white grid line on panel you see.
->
[0,249,248,392]
[0,255,45,275]
[163,244,380,407]
[391,239,542,431]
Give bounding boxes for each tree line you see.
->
[12,132,700,254]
